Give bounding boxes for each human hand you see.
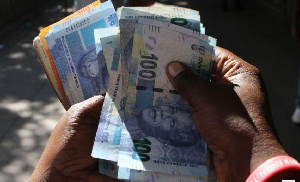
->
[166,47,287,181]
[29,96,120,182]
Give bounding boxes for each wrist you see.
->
[250,126,287,172]
[246,155,300,182]
[225,124,286,181]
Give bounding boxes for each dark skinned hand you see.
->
[30,47,295,182]
[166,47,287,181]
[29,96,120,182]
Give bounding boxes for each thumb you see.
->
[66,95,105,125]
[166,62,211,108]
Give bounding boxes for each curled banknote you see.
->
[45,1,118,105]
[116,23,216,177]
[92,32,123,162]
[94,27,120,77]
[99,159,216,182]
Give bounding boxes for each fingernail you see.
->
[168,62,185,78]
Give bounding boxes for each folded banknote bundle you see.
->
[33,1,217,181]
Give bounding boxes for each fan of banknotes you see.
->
[33,0,217,181]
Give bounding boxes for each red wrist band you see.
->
[246,155,300,182]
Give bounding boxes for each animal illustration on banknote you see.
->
[77,48,109,94]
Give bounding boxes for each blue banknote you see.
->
[116,23,216,176]
[118,7,204,123]
[91,32,123,162]
[99,159,214,182]
[94,27,119,77]
[46,1,118,105]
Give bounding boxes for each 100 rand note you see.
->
[117,6,200,17]
[98,7,204,163]
[117,6,205,34]
[117,24,215,176]
[118,6,203,33]
[119,7,202,114]
[48,1,118,105]
[138,18,213,45]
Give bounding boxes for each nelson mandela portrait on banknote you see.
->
[123,105,202,147]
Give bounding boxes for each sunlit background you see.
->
[0,0,300,181]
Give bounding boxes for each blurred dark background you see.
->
[0,0,300,181]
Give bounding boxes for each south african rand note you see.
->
[117,6,205,32]
[117,24,216,176]
[45,30,75,104]
[37,0,101,109]
[117,6,205,34]
[126,20,216,102]
[44,2,115,104]
[92,33,123,162]
[47,1,118,105]
[44,1,108,105]
[118,7,202,110]
[92,7,203,162]
[117,6,200,22]
[94,27,120,77]
[138,18,211,43]
[118,167,211,182]
[33,37,69,109]
[117,6,200,15]
[99,160,213,182]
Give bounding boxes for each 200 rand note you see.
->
[117,24,216,176]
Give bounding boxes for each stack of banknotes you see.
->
[33,0,217,181]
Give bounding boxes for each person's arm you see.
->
[166,47,299,181]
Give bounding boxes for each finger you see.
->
[166,62,212,108]
[213,46,239,82]
[66,95,105,124]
